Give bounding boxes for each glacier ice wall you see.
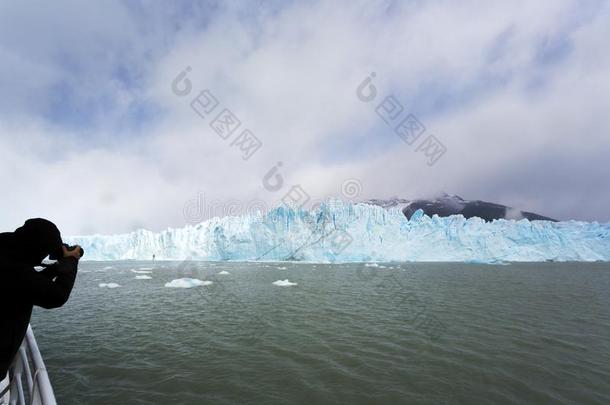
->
[67,200,610,262]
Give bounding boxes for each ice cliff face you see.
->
[67,200,610,262]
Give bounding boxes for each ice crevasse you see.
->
[67,200,610,262]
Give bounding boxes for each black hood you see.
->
[0,218,63,266]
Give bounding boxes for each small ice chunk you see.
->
[139,267,153,270]
[103,266,114,270]
[365,263,379,267]
[277,266,287,270]
[135,275,152,280]
[131,269,153,274]
[218,270,230,275]
[272,279,298,287]
[164,278,213,288]
[99,283,120,288]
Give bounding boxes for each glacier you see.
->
[67,200,610,262]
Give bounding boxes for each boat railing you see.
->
[1,325,57,405]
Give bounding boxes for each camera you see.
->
[49,244,84,260]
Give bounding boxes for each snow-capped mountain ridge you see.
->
[365,194,557,222]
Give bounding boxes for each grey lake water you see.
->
[31,261,610,405]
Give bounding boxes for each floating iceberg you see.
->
[135,275,152,280]
[99,283,120,288]
[218,270,230,275]
[164,278,212,288]
[68,200,610,263]
[272,279,298,286]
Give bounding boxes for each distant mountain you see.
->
[365,194,557,222]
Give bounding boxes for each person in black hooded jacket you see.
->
[0,218,82,379]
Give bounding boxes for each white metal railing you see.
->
[1,325,57,405]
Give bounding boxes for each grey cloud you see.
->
[1,0,609,236]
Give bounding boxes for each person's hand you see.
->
[62,245,82,260]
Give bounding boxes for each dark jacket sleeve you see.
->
[16,258,79,309]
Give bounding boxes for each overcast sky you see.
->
[1,0,609,235]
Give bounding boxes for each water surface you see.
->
[32,261,610,404]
